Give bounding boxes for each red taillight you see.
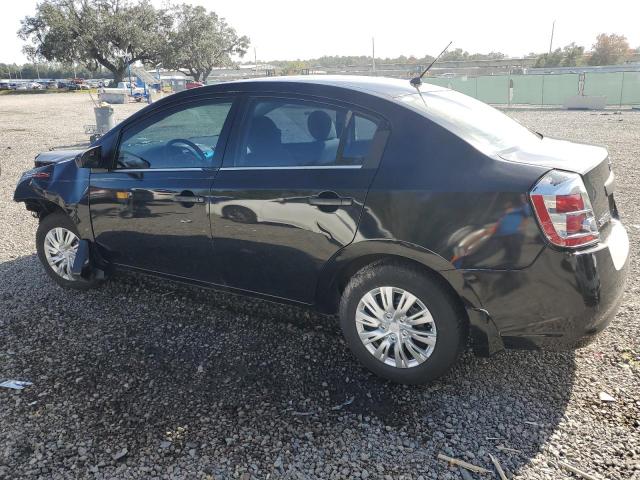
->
[555,193,583,213]
[530,171,599,248]
[31,171,51,179]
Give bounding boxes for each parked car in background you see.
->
[13,76,629,384]
[186,81,205,89]
[116,81,145,94]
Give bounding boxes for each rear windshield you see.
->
[398,90,540,154]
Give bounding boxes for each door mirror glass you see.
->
[75,145,103,169]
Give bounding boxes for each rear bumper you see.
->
[465,220,629,351]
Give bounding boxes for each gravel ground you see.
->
[0,93,638,480]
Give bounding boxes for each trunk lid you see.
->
[499,137,616,233]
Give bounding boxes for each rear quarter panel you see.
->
[360,110,550,271]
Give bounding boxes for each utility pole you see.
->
[548,20,556,54]
[372,37,376,73]
[254,47,258,73]
[127,56,133,95]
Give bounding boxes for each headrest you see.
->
[247,116,281,149]
[307,110,333,141]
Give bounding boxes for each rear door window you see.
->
[342,114,380,163]
[231,98,381,168]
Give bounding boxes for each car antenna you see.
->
[410,41,453,87]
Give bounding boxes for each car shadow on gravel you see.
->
[1,254,576,477]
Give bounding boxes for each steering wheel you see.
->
[117,151,151,169]
[166,138,206,163]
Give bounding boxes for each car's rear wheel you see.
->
[36,212,100,290]
[339,261,466,384]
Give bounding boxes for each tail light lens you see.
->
[530,170,599,248]
[31,171,51,179]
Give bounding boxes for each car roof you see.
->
[208,75,447,100]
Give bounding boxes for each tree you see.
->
[588,33,630,66]
[534,43,585,67]
[441,48,469,62]
[439,49,505,62]
[534,48,563,67]
[561,42,585,66]
[162,5,249,83]
[19,0,172,84]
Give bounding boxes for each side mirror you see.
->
[75,146,104,169]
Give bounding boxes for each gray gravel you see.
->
[0,93,639,479]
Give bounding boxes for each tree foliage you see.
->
[440,48,505,62]
[588,33,630,66]
[268,50,507,70]
[0,61,111,80]
[535,43,585,67]
[161,4,249,82]
[19,0,173,84]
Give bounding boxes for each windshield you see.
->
[398,89,540,154]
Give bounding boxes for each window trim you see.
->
[111,96,238,172]
[219,165,362,171]
[112,167,206,173]
[224,94,388,170]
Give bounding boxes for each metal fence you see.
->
[423,71,640,107]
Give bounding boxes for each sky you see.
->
[1,0,639,64]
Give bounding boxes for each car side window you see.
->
[342,114,380,164]
[233,98,380,168]
[116,100,233,169]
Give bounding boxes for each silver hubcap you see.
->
[43,227,79,281]
[356,286,437,369]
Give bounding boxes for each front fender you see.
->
[14,159,93,239]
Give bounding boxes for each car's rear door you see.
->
[209,95,389,303]
[89,96,237,281]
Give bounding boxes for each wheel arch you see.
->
[316,240,466,311]
[22,198,67,220]
[315,240,503,356]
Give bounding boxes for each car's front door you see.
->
[90,97,236,281]
[210,95,389,303]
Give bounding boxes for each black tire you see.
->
[339,260,467,384]
[222,205,257,224]
[36,212,100,291]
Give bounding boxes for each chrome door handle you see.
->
[173,194,205,203]
[308,196,353,206]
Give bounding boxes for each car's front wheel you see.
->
[36,212,100,290]
[339,261,467,384]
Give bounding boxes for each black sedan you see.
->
[14,76,629,384]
